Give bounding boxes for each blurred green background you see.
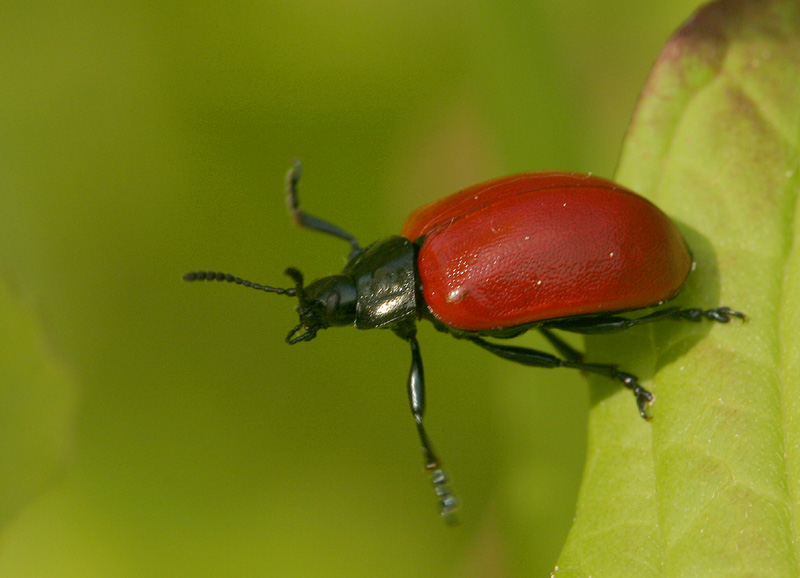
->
[0,1,709,576]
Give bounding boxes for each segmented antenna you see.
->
[183,271,297,296]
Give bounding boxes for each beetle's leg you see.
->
[469,336,652,419]
[545,306,745,334]
[539,327,584,362]
[401,331,460,523]
[285,160,362,259]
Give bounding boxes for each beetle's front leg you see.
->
[285,160,363,259]
[399,330,460,523]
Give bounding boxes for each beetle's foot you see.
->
[705,306,746,323]
[677,306,746,323]
[429,468,460,525]
[634,385,654,420]
[616,371,653,419]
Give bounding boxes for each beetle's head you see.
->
[183,268,356,344]
[283,268,357,343]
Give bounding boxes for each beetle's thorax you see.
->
[344,236,418,330]
[287,235,420,342]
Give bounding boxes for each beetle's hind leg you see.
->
[544,306,745,334]
[469,336,653,419]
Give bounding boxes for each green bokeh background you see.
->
[0,1,708,576]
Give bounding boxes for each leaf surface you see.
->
[556,0,800,575]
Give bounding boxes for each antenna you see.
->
[183,271,297,297]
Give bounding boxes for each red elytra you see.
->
[402,172,693,331]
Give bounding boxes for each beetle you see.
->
[185,160,743,523]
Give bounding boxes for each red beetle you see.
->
[185,161,743,522]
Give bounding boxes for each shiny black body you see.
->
[347,236,417,329]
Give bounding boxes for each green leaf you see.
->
[556,0,800,576]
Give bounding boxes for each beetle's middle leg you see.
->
[468,336,652,419]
